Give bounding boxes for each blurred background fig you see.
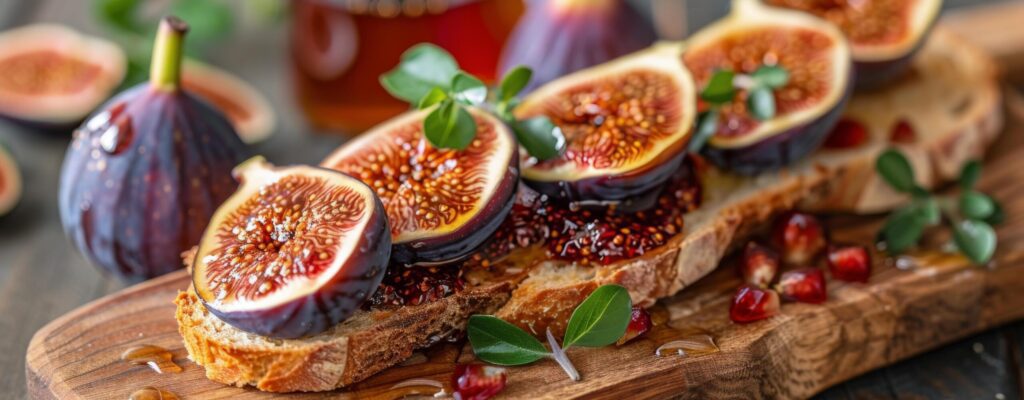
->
[0,144,21,217]
[192,157,390,338]
[59,17,250,283]
[0,24,125,130]
[182,60,276,144]
[498,0,658,93]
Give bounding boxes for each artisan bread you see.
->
[176,28,1002,392]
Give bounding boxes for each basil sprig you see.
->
[688,65,790,153]
[467,284,632,381]
[876,149,1001,264]
[380,44,564,159]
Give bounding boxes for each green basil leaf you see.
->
[513,116,565,161]
[960,190,995,220]
[880,207,925,253]
[562,284,632,349]
[170,0,233,42]
[914,197,941,226]
[423,100,476,150]
[986,200,1006,225]
[701,70,736,104]
[687,110,718,153]
[747,87,776,121]
[93,0,144,34]
[953,219,997,264]
[876,149,916,193]
[752,65,790,89]
[498,66,532,102]
[417,87,448,109]
[959,160,982,189]
[467,315,549,365]
[451,72,487,105]
[380,44,459,103]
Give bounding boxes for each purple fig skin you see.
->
[703,72,854,175]
[524,150,687,203]
[853,24,935,90]
[498,0,657,93]
[199,200,392,339]
[59,84,250,283]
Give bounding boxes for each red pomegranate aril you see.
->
[777,268,827,304]
[730,285,781,324]
[617,306,653,346]
[772,211,828,266]
[452,364,508,400]
[739,242,781,288]
[823,119,869,149]
[889,118,916,144]
[827,244,872,283]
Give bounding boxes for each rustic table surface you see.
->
[2,1,1023,399]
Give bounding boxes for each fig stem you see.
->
[150,16,189,91]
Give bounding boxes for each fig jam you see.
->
[368,264,465,307]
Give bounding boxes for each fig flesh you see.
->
[0,24,125,129]
[0,144,21,217]
[59,18,250,283]
[514,46,697,202]
[322,108,518,266]
[192,157,390,338]
[764,0,942,88]
[684,0,852,175]
[182,60,276,144]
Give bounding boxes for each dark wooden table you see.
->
[2,1,1022,399]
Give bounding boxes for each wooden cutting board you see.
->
[25,7,1024,400]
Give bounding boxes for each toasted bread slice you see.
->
[176,28,1002,392]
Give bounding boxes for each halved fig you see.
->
[0,144,21,216]
[514,45,696,201]
[182,60,276,144]
[764,0,942,88]
[192,157,390,338]
[0,24,125,128]
[321,108,518,266]
[684,0,853,175]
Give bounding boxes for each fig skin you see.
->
[59,18,250,283]
[852,35,929,90]
[181,60,276,144]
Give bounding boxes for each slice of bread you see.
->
[176,28,1002,392]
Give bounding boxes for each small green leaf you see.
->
[451,72,487,105]
[93,0,144,34]
[380,44,459,104]
[747,87,776,121]
[876,149,917,193]
[960,191,996,220]
[170,0,233,42]
[880,207,925,253]
[914,197,941,226]
[513,117,565,161]
[752,65,790,89]
[423,100,476,150]
[562,284,632,349]
[688,110,718,153]
[953,219,997,264]
[701,70,736,104]
[986,200,1006,225]
[468,315,549,365]
[959,160,982,189]
[498,66,532,102]
[417,87,447,109]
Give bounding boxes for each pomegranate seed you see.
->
[451,364,508,400]
[889,119,916,144]
[729,285,781,324]
[739,242,780,288]
[827,244,872,283]
[772,211,828,266]
[824,119,869,149]
[616,306,653,345]
[777,268,827,304]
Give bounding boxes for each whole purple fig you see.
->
[59,17,250,283]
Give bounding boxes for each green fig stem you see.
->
[150,16,189,91]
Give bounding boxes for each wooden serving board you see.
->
[25,7,1024,400]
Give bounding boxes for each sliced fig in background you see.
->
[0,24,125,129]
[59,17,250,283]
[498,0,657,93]
[322,108,518,266]
[764,0,942,88]
[193,157,390,338]
[684,0,852,175]
[182,60,276,144]
[0,144,21,216]
[514,46,696,202]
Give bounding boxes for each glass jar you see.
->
[290,0,523,133]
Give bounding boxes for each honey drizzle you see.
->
[121,345,182,374]
[128,387,180,400]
